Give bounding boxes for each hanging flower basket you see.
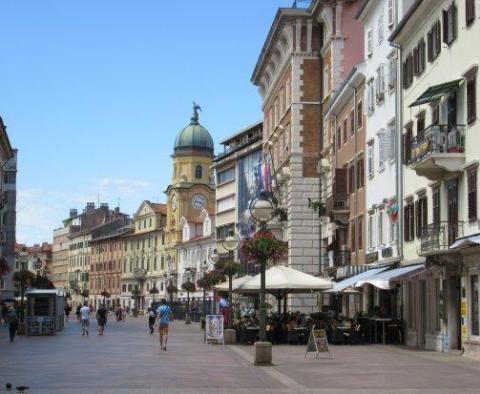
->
[13,270,35,286]
[0,257,10,278]
[166,284,178,294]
[241,230,288,263]
[80,289,89,298]
[131,288,142,298]
[181,281,196,293]
[197,270,225,290]
[100,290,111,298]
[149,286,159,295]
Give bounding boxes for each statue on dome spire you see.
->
[191,101,202,124]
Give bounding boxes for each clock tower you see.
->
[165,104,215,251]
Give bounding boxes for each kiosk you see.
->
[25,289,65,335]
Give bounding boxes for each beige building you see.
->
[120,201,167,309]
[52,226,70,290]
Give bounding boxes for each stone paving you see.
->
[1,317,480,393]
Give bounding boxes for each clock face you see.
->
[171,194,177,211]
[192,193,206,210]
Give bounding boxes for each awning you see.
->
[409,79,463,107]
[450,233,480,249]
[324,267,390,294]
[214,276,252,292]
[355,264,424,290]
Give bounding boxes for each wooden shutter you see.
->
[442,10,448,44]
[388,0,394,26]
[422,198,428,233]
[452,5,457,41]
[467,77,477,124]
[466,0,475,25]
[402,61,408,89]
[335,168,347,194]
[427,30,433,62]
[409,203,415,241]
[415,200,420,237]
[350,110,355,136]
[468,169,478,221]
[404,205,410,241]
[436,21,442,54]
[413,47,419,76]
[358,216,363,250]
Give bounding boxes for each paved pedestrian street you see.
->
[1,318,480,394]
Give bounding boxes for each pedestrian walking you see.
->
[64,304,71,322]
[79,302,90,336]
[76,305,81,324]
[6,307,18,342]
[155,298,173,350]
[147,307,156,335]
[96,304,108,335]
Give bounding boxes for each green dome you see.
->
[174,106,214,154]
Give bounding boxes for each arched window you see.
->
[195,165,202,179]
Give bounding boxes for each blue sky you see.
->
[0,0,296,244]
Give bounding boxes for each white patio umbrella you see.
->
[235,265,332,312]
[235,265,333,293]
[213,275,253,292]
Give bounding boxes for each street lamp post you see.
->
[17,251,29,323]
[249,192,275,364]
[206,249,220,316]
[222,231,240,329]
[133,268,147,311]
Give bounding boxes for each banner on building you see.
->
[205,314,224,345]
[305,328,332,359]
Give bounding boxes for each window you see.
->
[216,223,235,240]
[403,124,413,164]
[368,214,374,249]
[404,201,415,242]
[390,219,396,243]
[427,20,441,61]
[356,157,364,189]
[388,55,397,90]
[431,102,440,125]
[468,168,478,222]
[467,75,477,124]
[443,3,457,45]
[387,0,395,27]
[357,101,363,127]
[378,210,384,245]
[378,130,392,169]
[195,165,202,179]
[217,195,235,212]
[366,79,375,114]
[377,14,384,44]
[417,114,425,141]
[367,142,375,178]
[376,65,385,103]
[414,39,426,76]
[366,28,373,57]
[388,122,396,160]
[466,0,476,25]
[350,220,356,251]
[403,54,414,89]
[337,125,342,150]
[350,110,355,136]
[343,119,348,143]
[472,275,480,336]
[432,186,441,225]
[415,196,428,238]
[348,164,355,194]
[358,216,363,250]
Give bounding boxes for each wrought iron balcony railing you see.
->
[334,249,351,267]
[410,124,465,165]
[419,221,464,255]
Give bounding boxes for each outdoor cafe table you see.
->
[365,317,392,344]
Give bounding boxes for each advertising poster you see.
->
[205,315,224,345]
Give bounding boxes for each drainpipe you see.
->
[390,42,404,264]
[349,83,358,266]
[318,25,324,275]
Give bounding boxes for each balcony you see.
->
[419,221,464,255]
[334,248,351,267]
[409,124,465,181]
[326,193,350,219]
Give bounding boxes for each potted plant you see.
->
[166,283,178,303]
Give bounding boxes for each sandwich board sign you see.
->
[205,315,224,344]
[305,327,332,359]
